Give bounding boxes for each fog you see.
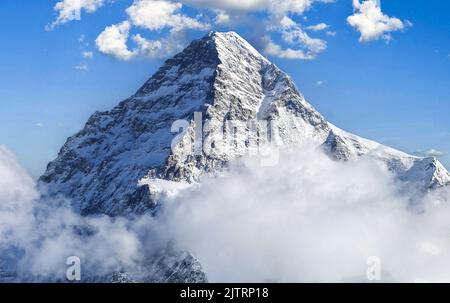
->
[161,145,450,282]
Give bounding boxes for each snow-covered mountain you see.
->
[323,126,450,190]
[38,31,450,281]
[40,31,450,217]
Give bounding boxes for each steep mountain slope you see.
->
[40,31,450,219]
[323,126,450,190]
[39,32,328,216]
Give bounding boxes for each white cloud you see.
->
[2,143,450,282]
[316,80,328,85]
[415,149,445,157]
[347,0,412,42]
[425,149,444,157]
[198,1,333,61]
[95,21,192,60]
[48,0,330,30]
[132,34,165,58]
[264,38,316,60]
[184,0,336,20]
[184,0,313,15]
[268,0,315,16]
[48,0,413,62]
[74,63,89,71]
[0,146,38,248]
[95,21,137,61]
[214,10,231,25]
[134,30,196,59]
[35,123,44,128]
[95,1,210,60]
[48,0,340,61]
[278,16,297,28]
[158,145,450,282]
[306,22,329,31]
[183,0,266,11]
[47,0,110,30]
[82,51,94,59]
[0,146,154,280]
[264,17,327,60]
[282,26,327,54]
[126,0,209,31]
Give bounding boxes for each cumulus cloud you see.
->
[134,31,190,59]
[347,0,412,42]
[47,0,111,30]
[126,0,209,31]
[48,0,412,60]
[214,10,231,25]
[94,0,209,60]
[89,0,335,60]
[200,1,331,60]
[268,0,315,17]
[187,0,337,16]
[263,16,327,60]
[183,0,265,11]
[95,20,193,60]
[264,38,317,60]
[132,35,164,58]
[306,22,329,31]
[95,21,137,61]
[282,27,327,54]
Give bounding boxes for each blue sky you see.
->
[0,0,449,178]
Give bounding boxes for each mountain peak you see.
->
[40,31,330,215]
[210,31,268,61]
[40,32,450,218]
[207,31,255,47]
[134,31,268,98]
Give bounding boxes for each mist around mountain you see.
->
[3,142,450,282]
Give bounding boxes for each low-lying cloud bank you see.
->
[1,144,450,282]
[0,146,159,281]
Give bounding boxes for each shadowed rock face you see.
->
[39,33,221,217]
[2,249,208,283]
[38,31,450,283]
